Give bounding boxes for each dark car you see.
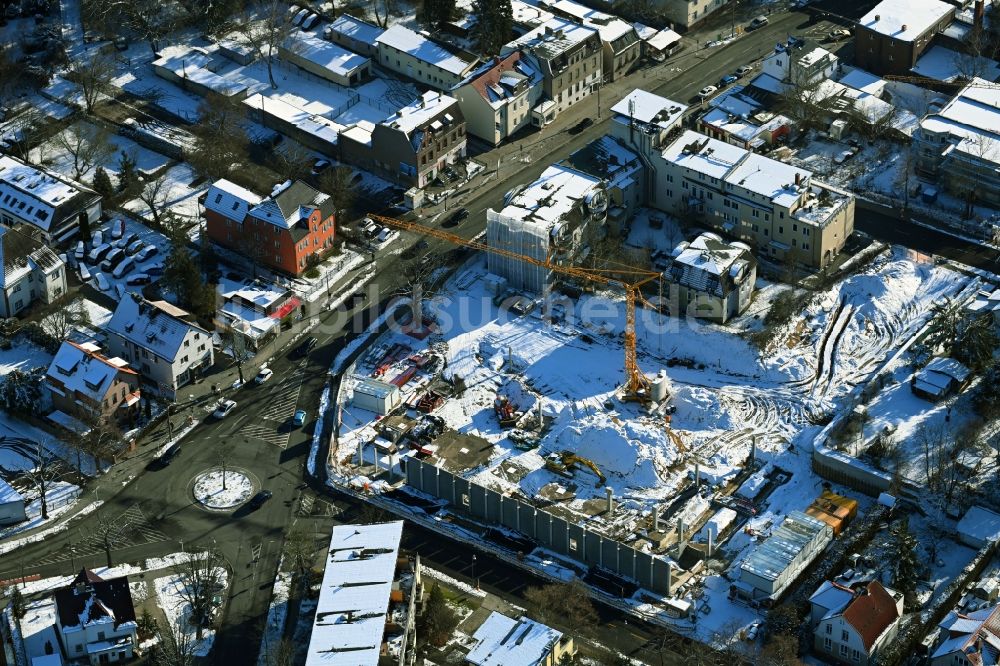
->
[295,336,318,358]
[569,117,594,134]
[451,208,469,224]
[247,490,273,510]
[155,445,181,468]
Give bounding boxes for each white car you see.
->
[135,245,159,262]
[74,241,85,261]
[87,243,111,264]
[92,229,103,246]
[112,259,134,279]
[698,85,718,99]
[301,12,319,29]
[93,272,110,291]
[79,264,92,281]
[292,7,309,25]
[254,367,274,385]
[213,399,238,419]
[109,221,124,239]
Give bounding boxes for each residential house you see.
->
[662,232,756,324]
[913,78,1000,207]
[203,178,336,276]
[929,605,1000,665]
[0,154,102,245]
[242,93,345,157]
[466,612,576,666]
[54,569,137,665]
[650,129,855,269]
[44,341,140,425]
[280,28,371,87]
[911,357,971,400]
[634,24,682,62]
[501,17,602,127]
[339,91,466,188]
[854,0,955,75]
[811,580,904,665]
[323,14,384,57]
[761,42,839,88]
[534,0,641,81]
[0,223,66,318]
[303,521,421,666]
[486,164,608,292]
[651,0,729,30]
[453,51,543,146]
[955,506,1000,549]
[105,294,214,400]
[215,277,298,351]
[375,25,479,91]
[0,477,26,526]
[697,86,792,149]
[511,0,555,34]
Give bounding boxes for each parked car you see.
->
[286,3,300,20]
[109,222,124,240]
[79,264,91,281]
[125,273,151,286]
[444,165,459,180]
[155,445,181,468]
[301,12,319,29]
[93,272,110,291]
[87,243,112,264]
[254,366,274,385]
[145,263,165,276]
[74,240,85,261]
[827,28,851,41]
[735,65,754,77]
[295,337,318,358]
[92,229,103,246]
[213,399,238,419]
[118,232,139,248]
[362,220,380,238]
[747,621,761,641]
[698,85,718,99]
[748,15,769,29]
[311,159,331,176]
[100,248,125,271]
[376,227,393,244]
[136,245,159,262]
[293,409,307,426]
[719,74,738,86]
[112,259,134,279]
[247,490,273,510]
[569,117,594,134]
[450,208,469,224]
[125,239,145,255]
[292,7,308,25]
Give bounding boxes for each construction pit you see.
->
[329,250,972,639]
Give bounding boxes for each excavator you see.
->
[545,451,606,486]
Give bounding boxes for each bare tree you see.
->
[21,439,62,520]
[4,108,46,162]
[239,1,290,89]
[150,618,197,666]
[318,166,358,221]
[73,52,116,114]
[269,141,313,182]
[93,513,129,567]
[523,581,598,626]
[176,549,226,640]
[52,125,117,181]
[214,443,235,491]
[776,70,832,133]
[41,299,90,340]
[367,0,399,27]
[261,638,295,666]
[135,171,174,229]
[221,326,253,385]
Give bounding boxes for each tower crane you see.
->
[366,213,663,402]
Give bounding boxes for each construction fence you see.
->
[405,457,673,594]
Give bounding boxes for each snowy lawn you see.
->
[155,566,229,658]
[192,470,253,509]
[30,119,173,182]
[0,339,52,375]
[123,163,207,225]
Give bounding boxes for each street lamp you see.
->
[471,554,477,590]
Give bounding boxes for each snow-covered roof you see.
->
[700,108,761,143]
[204,179,262,223]
[920,78,1000,167]
[707,86,761,118]
[242,94,345,148]
[741,511,830,584]
[304,521,404,666]
[0,476,21,505]
[106,294,207,363]
[466,612,563,666]
[283,29,370,76]
[564,135,641,187]
[499,164,602,228]
[328,14,385,44]
[460,51,542,109]
[661,130,745,180]
[957,506,1000,545]
[375,25,476,76]
[799,46,834,68]
[152,45,246,97]
[912,45,1000,83]
[697,507,737,542]
[645,27,682,51]
[538,0,635,44]
[381,91,460,137]
[924,356,971,382]
[354,377,399,399]
[0,224,62,288]
[0,155,98,233]
[667,233,753,297]
[46,341,136,404]
[859,0,954,41]
[511,0,554,27]
[933,606,1000,660]
[726,152,808,208]
[748,72,788,94]
[809,580,854,617]
[248,180,331,231]
[218,277,288,310]
[838,68,887,97]
[505,17,598,61]
[611,88,687,130]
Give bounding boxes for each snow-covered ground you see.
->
[192,470,253,509]
[30,119,173,183]
[155,565,229,658]
[123,163,207,225]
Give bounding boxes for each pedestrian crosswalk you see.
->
[36,504,170,566]
[239,373,304,449]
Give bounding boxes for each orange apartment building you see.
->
[202,179,336,276]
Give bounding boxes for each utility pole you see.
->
[731,0,738,38]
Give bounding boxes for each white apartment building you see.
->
[0,224,66,318]
[375,25,479,91]
[453,51,543,146]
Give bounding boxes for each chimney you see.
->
[494,56,501,67]
[874,14,880,21]
[544,25,553,35]
[606,486,614,513]
[653,506,662,531]
[901,24,907,32]
[794,173,801,186]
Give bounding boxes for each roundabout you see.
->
[192,468,255,510]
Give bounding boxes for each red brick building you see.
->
[202,179,336,276]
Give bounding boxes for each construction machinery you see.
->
[494,396,520,427]
[545,451,606,486]
[367,213,663,402]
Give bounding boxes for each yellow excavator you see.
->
[545,451,606,486]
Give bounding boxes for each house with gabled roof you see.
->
[53,569,137,665]
[104,293,213,400]
[810,580,903,665]
[931,605,1000,666]
[0,223,66,318]
[44,341,140,425]
[203,178,336,277]
[453,51,543,146]
[663,232,756,324]
[466,611,575,666]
